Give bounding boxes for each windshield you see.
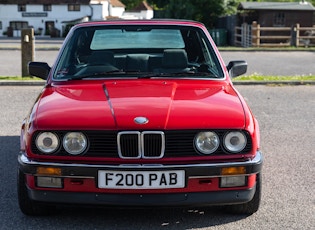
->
[53,24,224,80]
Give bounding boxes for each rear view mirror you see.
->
[28,62,51,80]
[227,61,247,78]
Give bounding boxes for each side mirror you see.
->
[227,60,247,78]
[28,62,51,80]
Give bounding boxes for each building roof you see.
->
[132,1,152,11]
[0,0,124,6]
[0,0,91,4]
[110,0,125,8]
[238,2,315,11]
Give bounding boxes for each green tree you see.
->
[224,0,242,15]
[154,0,225,28]
[245,0,314,2]
[123,0,315,27]
[163,0,195,20]
[147,0,170,9]
[120,0,143,10]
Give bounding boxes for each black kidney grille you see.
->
[117,131,164,159]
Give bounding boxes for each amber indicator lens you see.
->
[221,166,246,175]
[36,167,62,176]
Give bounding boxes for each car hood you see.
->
[34,80,245,130]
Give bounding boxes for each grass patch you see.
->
[219,46,315,51]
[233,74,315,81]
[1,75,315,82]
[0,76,43,81]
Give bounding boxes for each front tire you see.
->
[17,170,56,216]
[225,173,262,215]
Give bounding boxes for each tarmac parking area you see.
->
[0,38,314,76]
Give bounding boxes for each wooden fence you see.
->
[235,21,315,47]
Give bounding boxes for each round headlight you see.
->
[224,131,247,153]
[63,132,87,155]
[35,132,60,154]
[194,131,220,154]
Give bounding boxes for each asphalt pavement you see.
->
[0,36,314,228]
[0,36,63,50]
[1,85,314,229]
[0,37,315,85]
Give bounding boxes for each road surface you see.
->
[0,85,314,229]
[0,37,314,76]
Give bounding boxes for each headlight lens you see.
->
[35,132,60,154]
[63,132,87,155]
[224,131,247,153]
[194,131,220,154]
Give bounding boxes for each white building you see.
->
[0,0,154,37]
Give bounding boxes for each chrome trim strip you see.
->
[34,174,94,179]
[103,84,117,127]
[189,174,252,179]
[19,151,262,170]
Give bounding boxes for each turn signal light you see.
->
[36,167,62,176]
[221,166,246,175]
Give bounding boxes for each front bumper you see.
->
[18,151,263,207]
[27,188,256,207]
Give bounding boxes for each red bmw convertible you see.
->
[18,19,263,216]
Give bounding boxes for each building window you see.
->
[18,4,26,12]
[274,12,285,27]
[43,4,52,11]
[9,21,28,30]
[68,4,80,11]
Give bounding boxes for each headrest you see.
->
[162,49,188,68]
[88,51,115,65]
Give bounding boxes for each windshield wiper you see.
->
[67,69,152,80]
[138,71,219,79]
[67,70,126,80]
[66,70,219,80]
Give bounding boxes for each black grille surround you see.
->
[31,130,253,157]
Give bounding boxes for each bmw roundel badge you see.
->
[134,117,149,125]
